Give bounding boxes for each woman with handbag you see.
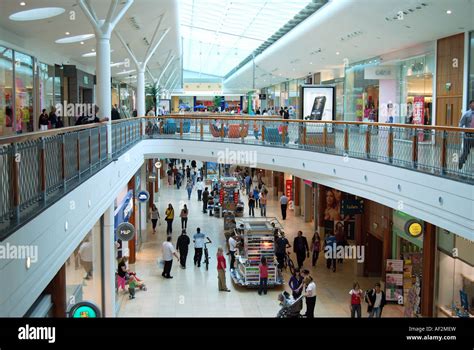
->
[150,204,160,234]
[165,203,174,235]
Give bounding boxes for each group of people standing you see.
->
[38,107,62,131]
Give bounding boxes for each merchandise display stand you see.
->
[230,217,283,288]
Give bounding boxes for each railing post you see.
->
[388,126,393,163]
[200,120,203,140]
[281,124,286,146]
[98,127,102,165]
[77,133,81,180]
[61,134,66,190]
[261,125,265,142]
[302,124,307,146]
[220,120,224,141]
[39,138,46,203]
[365,125,371,158]
[441,130,447,174]
[180,119,183,139]
[241,119,245,144]
[411,128,418,169]
[343,124,349,154]
[323,124,327,151]
[11,143,20,221]
[89,129,92,174]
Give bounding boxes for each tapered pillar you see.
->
[103,203,116,317]
[137,68,146,116]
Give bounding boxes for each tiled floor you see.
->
[118,172,404,318]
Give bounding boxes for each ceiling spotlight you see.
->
[65,31,70,35]
[80,41,84,45]
[336,52,340,55]
[309,62,313,65]
[446,10,452,14]
[20,1,26,6]
[91,48,95,52]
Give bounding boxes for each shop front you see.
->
[344,44,435,129]
[435,229,474,318]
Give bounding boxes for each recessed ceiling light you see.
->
[336,52,340,55]
[446,10,452,14]
[309,62,312,64]
[91,48,95,52]
[80,41,84,45]
[10,7,65,21]
[20,2,26,6]
[55,33,94,44]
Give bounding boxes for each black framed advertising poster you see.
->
[300,85,336,121]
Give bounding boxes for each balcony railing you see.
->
[0,114,472,240]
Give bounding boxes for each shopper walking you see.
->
[303,276,317,318]
[217,247,231,292]
[78,238,93,280]
[253,187,260,208]
[186,165,191,180]
[288,268,304,299]
[186,179,193,200]
[193,227,206,267]
[150,204,160,234]
[293,231,309,269]
[228,234,238,270]
[162,236,179,279]
[275,233,291,271]
[164,203,174,235]
[202,187,209,213]
[325,231,337,272]
[176,229,190,269]
[311,232,321,267]
[258,257,268,295]
[196,178,204,201]
[39,109,49,131]
[259,191,267,216]
[349,282,364,318]
[279,193,289,220]
[179,204,189,229]
[244,174,252,195]
[335,221,346,264]
[167,167,173,186]
[458,100,474,170]
[366,282,386,318]
[248,194,255,217]
[49,106,58,129]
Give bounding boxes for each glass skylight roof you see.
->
[179,0,312,77]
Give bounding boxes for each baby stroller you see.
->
[276,292,303,318]
[128,272,147,291]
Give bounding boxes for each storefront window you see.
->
[14,51,34,133]
[344,51,434,125]
[65,221,103,314]
[435,229,474,317]
[39,63,54,114]
[0,46,14,136]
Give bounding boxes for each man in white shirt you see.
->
[193,227,207,267]
[228,234,239,270]
[162,236,179,279]
[279,194,289,220]
[304,276,317,318]
[147,107,156,117]
[195,178,204,201]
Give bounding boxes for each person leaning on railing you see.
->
[458,99,474,170]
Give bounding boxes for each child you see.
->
[128,275,137,299]
[258,256,268,295]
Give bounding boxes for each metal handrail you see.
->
[0,115,472,241]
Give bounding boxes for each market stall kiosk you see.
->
[230,217,283,287]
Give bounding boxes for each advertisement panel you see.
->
[300,85,335,121]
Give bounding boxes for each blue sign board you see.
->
[137,190,150,203]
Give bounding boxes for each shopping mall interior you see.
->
[0,0,473,322]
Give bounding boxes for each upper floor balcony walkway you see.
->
[0,115,473,241]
